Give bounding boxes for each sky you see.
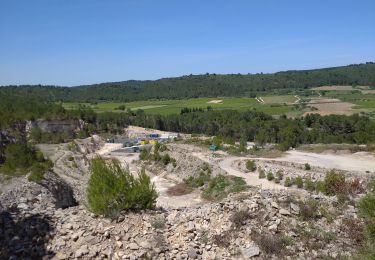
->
[0,0,375,86]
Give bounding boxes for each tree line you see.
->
[1,62,374,102]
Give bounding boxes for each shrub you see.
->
[139,149,150,160]
[1,143,52,182]
[304,163,311,170]
[266,171,274,181]
[202,175,247,201]
[185,170,211,188]
[258,168,266,179]
[284,177,293,187]
[304,177,316,191]
[299,199,319,220]
[359,192,375,220]
[27,160,53,183]
[151,215,166,229]
[316,181,325,193]
[230,210,252,228]
[159,144,167,152]
[255,233,283,254]
[294,176,304,188]
[357,179,375,257]
[341,218,365,245]
[323,170,346,195]
[276,170,284,180]
[87,158,158,217]
[161,153,171,165]
[246,160,256,172]
[212,230,232,248]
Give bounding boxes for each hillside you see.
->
[1,62,375,102]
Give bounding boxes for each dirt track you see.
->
[272,150,375,173]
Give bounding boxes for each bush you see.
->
[1,143,52,182]
[276,170,284,180]
[304,163,311,170]
[87,158,158,217]
[323,170,346,195]
[284,177,293,187]
[255,233,283,254]
[159,144,167,152]
[161,153,172,165]
[139,149,150,160]
[246,160,256,172]
[304,177,316,191]
[230,210,252,228]
[316,181,325,193]
[299,199,319,220]
[185,170,211,188]
[212,230,232,248]
[28,160,53,183]
[267,171,274,181]
[258,170,266,179]
[294,176,304,188]
[202,175,247,201]
[151,215,166,229]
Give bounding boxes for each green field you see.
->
[261,95,297,104]
[63,96,302,116]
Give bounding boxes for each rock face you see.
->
[26,119,84,134]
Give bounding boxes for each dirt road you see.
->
[270,150,375,173]
[192,152,285,190]
[219,156,286,190]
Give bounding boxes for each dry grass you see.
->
[304,98,357,116]
[312,85,354,91]
[254,233,284,254]
[166,183,192,196]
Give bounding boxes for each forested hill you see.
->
[1,62,375,102]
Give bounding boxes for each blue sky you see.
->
[1,0,374,86]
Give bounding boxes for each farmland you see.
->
[62,91,375,118]
[62,95,303,116]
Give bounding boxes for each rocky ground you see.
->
[0,136,372,259]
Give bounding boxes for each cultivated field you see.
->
[62,91,375,118]
[63,96,299,116]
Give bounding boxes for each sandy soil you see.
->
[361,90,375,94]
[207,99,223,104]
[304,98,357,116]
[132,105,167,110]
[96,143,123,155]
[219,156,286,190]
[125,125,184,139]
[312,86,355,91]
[263,150,375,173]
[191,152,285,190]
